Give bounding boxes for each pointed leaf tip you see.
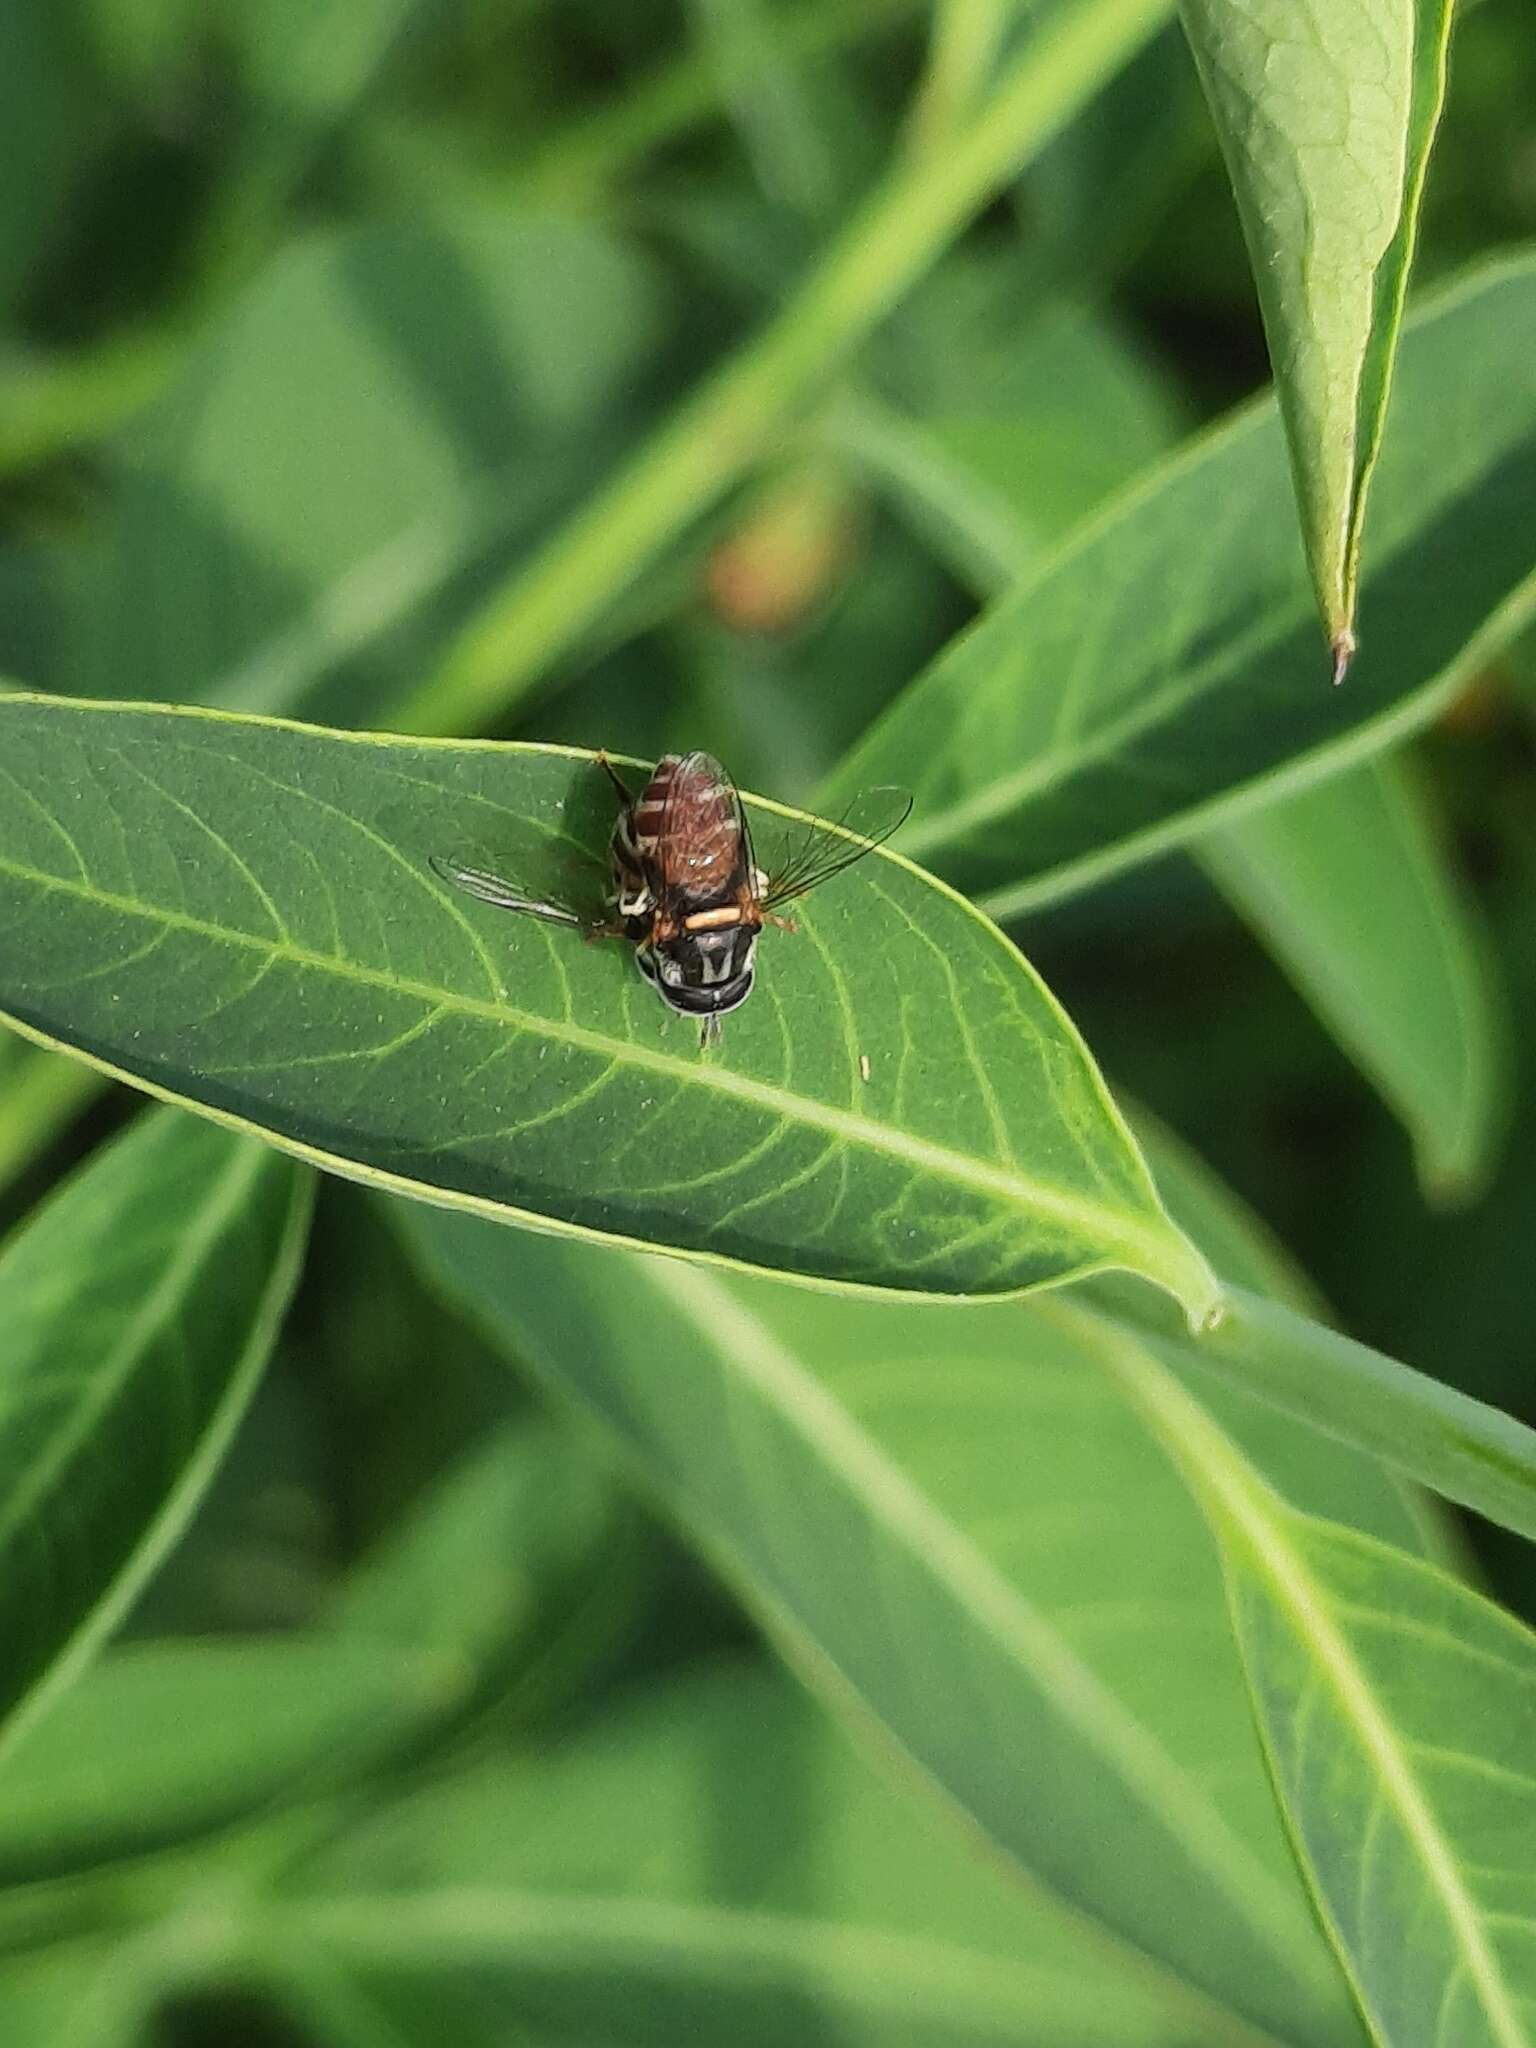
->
[1178,0,1453,685]
[1331,628,1356,687]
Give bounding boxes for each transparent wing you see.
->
[657,750,749,899]
[428,855,584,928]
[758,787,913,908]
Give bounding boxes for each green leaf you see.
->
[0,1,95,319]
[0,1107,310,1757]
[689,0,846,220]
[0,1639,452,1888]
[1130,1284,1536,1554]
[835,292,1508,1198]
[829,300,1179,587]
[1177,0,1455,671]
[1086,1309,1536,2048]
[333,1411,642,1732]
[334,1418,618,1660]
[0,694,1217,1316]
[1,1945,153,2048]
[827,252,1536,920]
[1198,756,1506,1199]
[266,1664,1238,2048]
[0,1034,106,1199]
[393,1202,1378,2046]
[1099,1110,1452,1559]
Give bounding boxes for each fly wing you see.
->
[657,751,751,905]
[428,855,584,928]
[757,787,913,908]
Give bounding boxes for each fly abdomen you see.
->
[627,753,681,863]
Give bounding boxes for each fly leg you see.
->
[595,751,635,804]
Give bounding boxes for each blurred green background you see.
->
[3,2,1536,2040]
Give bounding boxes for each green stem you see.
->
[906,0,1012,158]
[392,0,1174,736]
[1154,1285,1536,1548]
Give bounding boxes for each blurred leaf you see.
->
[289,1183,524,1552]
[0,2,97,318]
[218,0,420,131]
[0,696,1218,1315]
[191,0,433,289]
[689,0,847,220]
[0,1033,106,1200]
[1199,757,1505,1199]
[265,1663,1233,2048]
[0,1107,310,1757]
[335,1419,609,1656]
[393,1203,1375,2046]
[1177,0,1454,669]
[50,210,665,722]
[334,1413,643,1731]
[511,0,921,210]
[1018,23,1212,291]
[1,1944,156,2048]
[1091,1311,1536,2048]
[194,0,472,345]
[834,297,1180,585]
[0,1639,451,1888]
[839,316,1509,1217]
[829,253,1536,917]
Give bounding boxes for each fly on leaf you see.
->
[432,752,911,1046]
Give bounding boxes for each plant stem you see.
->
[392,0,1174,736]
[906,0,1013,159]
[1159,1285,1536,1547]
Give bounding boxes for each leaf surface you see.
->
[0,1639,450,1887]
[1087,1310,1536,2048]
[826,254,1536,918]
[394,1201,1379,2047]
[841,307,1505,1194]
[267,1664,1244,2048]
[1177,0,1454,667]
[0,1106,310,1756]
[0,695,1215,1313]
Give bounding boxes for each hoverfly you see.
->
[431,752,911,1046]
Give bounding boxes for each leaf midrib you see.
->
[1225,1507,1528,2048]
[885,367,1536,884]
[287,1886,1282,2045]
[646,1262,1336,2006]
[0,849,1183,1275]
[0,1136,262,1556]
[1077,1307,1530,2048]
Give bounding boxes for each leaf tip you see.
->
[1190,1289,1230,1340]
[1330,627,1356,686]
